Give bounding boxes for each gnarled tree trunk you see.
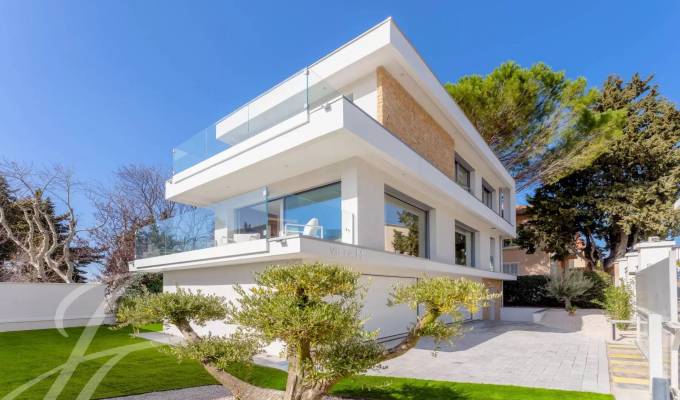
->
[175,319,283,400]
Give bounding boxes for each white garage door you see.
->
[359,275,417,339]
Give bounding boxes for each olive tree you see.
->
[545,269,593,311]
[117,263,497,400]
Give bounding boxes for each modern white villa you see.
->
[131,18,517,341]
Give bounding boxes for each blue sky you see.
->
[1,0,679,227]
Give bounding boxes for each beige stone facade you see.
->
[481,278,502,320]
[376,66,455,179]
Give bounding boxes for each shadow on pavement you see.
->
[379,320,575,353]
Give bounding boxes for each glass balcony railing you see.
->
[135,184,353,259]
[172,68,343,175]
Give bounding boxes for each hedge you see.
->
[503,270,611,309]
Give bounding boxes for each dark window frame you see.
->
[481,179,494,209]
[454,221,476,267]
[454,155,473,193]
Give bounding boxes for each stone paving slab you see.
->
[136,315,611,395]
[373,319,611,394]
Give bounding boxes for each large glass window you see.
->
[455,160,471,192]
[455,224,474,266]
[384,194,427,258]
[279,183,342,241]
[212,188,269,245]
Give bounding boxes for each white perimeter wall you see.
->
[500,307,548,323]
[0,283,114,332]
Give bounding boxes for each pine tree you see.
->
[518,74,680,271]
[446,62,623,190]
[0,175,18,263]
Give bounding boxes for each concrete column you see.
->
[341,160,384,250]
[476,231,486,270]
[508,187,516,227]
[636,240,675,271]
[648,313,669,400]
[429,208,453,264]
[495,235,502,272]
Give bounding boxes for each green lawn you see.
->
[0,326,614,400]
[0,325,216,399]
[228,364,613,400]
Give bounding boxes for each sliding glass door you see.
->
[274,182,342,241]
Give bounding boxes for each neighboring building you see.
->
[130,18,517,343]
[502,206,586,276]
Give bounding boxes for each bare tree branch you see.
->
[0,161,97,283]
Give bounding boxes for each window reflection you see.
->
[384,194,427,258]
[281,183,341,240]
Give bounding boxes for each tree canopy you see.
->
[446,61,623,190]
[516,74,680,270]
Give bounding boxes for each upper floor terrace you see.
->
[132,19,516,277]
[164,19,515,221]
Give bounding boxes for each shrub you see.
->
[503,275,560,307]
[545,269,594,310]
[578,270,611,308]
[121,272,163,297]
[504,269,610,309]
[596,282,632,327]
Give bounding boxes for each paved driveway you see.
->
[373,316,610,394]
[138,309,612,396]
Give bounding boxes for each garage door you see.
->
[359,275,417,339]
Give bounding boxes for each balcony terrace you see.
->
[135,183,353,260]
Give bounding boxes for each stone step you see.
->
[609,359,648,366]
[610,370,648,379]
[607,345,639,351]
[608,353,646,360]
[607,343,637,348]
[608,348,639,353]
[611,376,649,386]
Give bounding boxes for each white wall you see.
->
[635,243,678,322]
[0,283,113,332]
[163,264,419,352]
[359,274,417,338]
[501,307,547,323]
[344,72,377,119]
